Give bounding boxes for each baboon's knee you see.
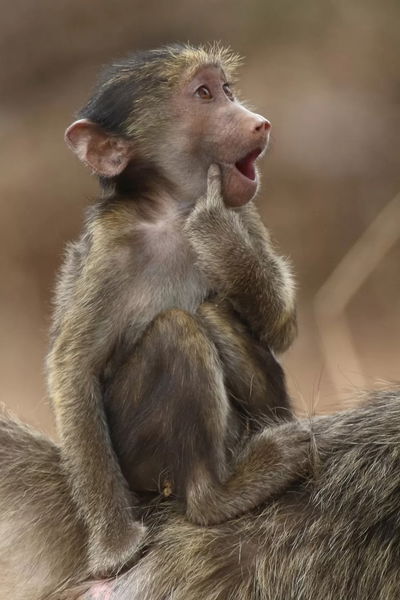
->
[148,308,215,358]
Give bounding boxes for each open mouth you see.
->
[234,148,262,181]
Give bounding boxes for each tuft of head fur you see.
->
[79,43,242,146]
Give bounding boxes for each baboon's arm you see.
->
[47,255,145,575]
[185,167,296,353]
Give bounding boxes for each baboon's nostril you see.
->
[254,119,271,133]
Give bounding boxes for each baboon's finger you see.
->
[206,164,223,207]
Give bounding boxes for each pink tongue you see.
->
[235,149,260,180]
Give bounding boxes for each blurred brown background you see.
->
[1,0,399,435]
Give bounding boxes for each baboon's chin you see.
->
[220,163,259,207]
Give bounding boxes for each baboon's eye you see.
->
[195,85,213,100]
[223,83,234,101]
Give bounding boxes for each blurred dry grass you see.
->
[0,0,399,434]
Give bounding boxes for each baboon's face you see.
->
[172,65,271,207]
[65,61,270,208]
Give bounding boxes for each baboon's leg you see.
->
[185,418,309,525]
[104,308,234,495]
[104,308,308,525]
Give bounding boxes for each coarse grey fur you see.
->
[1,387,400,599]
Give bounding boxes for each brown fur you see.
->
[47,43,301,576]
[0,412,87,600]
[1,388,400,599]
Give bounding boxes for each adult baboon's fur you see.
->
[1,387,400,600]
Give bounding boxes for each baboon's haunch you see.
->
[47,43,305,576]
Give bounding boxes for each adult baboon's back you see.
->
[1,388,400,600]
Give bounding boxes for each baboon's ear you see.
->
[65,119,133,177]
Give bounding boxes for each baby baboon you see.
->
[47,43,306,576]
